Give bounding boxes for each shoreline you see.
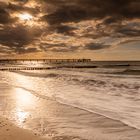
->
[1,82,140,140]
[1,105,140,140]
[0,117,45,140]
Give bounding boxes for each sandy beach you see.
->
[0,117,45,140]
[0,81,140,140]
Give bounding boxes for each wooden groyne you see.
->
[0,67,55,71]
[0,65,97,71]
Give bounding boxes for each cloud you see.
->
[42,0,140,24]
[0,24,42,54]
[42,6,89,25]
[0,0,139,56]
[8,3,39,15]
[40,42,79,52]
[50,25,76,36]
[0,2,15,24]
[39,0,140,52]
[85,43,111,50]
[117,22,140,37]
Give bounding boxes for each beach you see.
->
[1,81,140,140]
[0,61,140,140]
[0,117,44,140]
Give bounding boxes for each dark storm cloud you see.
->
[85,43,111,50]
[39,0,140,51]
[0,8,10,24]
[42,6,89,24]
[42,0,140,24]
[8,3,40,15]
[0,25,41,54]
[0,2,15,24]
[0,0,140,55]
[102,17,123,25]
[50,25,76,36]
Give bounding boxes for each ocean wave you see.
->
[13,70,140,91]
[13,71,61,78]
[102,64,131,68]
[114,69,140,75]
[1,69,140,131]
[71,78,140,91]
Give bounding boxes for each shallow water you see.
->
[0,61,140,127]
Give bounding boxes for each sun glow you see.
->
[19,13,33,21]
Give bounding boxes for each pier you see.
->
[0,59,93,71]
[0,59,91,63]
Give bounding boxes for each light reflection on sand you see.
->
[11,86,37,127]
[14,108,29,127]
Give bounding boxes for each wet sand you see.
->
[0,83,140,140]
[0,117,44,140]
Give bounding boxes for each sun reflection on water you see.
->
[13,88,36,126]
[15,88,35,107]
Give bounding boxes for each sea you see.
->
[0,60,140,138]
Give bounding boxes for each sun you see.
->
[17,12,39,26]
[19,13,33,21]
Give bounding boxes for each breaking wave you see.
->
[0,64,140,130]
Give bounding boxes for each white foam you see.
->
[0,67,140,129]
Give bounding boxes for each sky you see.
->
[0,0,140,60]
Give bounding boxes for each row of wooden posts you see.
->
[0,67,54,71]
